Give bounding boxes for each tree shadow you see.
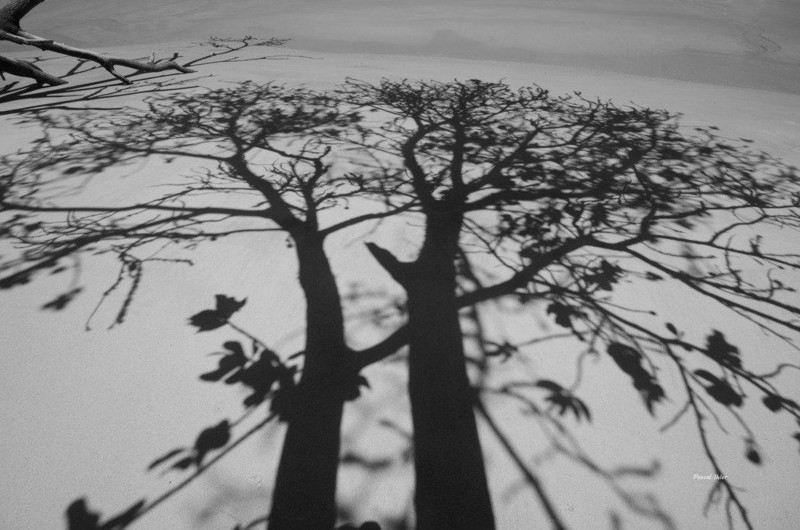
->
[2,78,799,529]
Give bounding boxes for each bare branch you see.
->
[0,54,65,85]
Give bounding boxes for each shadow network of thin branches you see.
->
[1,77,800,530]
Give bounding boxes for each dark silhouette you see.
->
[0,82,410,529]
[337,78,800,529]
[2,78,800,530]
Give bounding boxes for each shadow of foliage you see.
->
[1,77,798,529]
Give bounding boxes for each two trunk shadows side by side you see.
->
[269,233,349,530]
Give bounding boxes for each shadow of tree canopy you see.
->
[1,78,800,530]
[338,78,800,529]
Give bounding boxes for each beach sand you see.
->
[1,1,799,529]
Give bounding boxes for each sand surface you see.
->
[11,0,798,93]
[1,1,799,529]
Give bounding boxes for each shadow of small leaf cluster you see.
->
[189,294,247,332]
[606,342,666,415]
[147,419,232,472]
[66,498,145,530]
[535,379,592,422]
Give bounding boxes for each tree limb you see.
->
[0,0,195,85]
[364,241,410,283]
[0,0,45,32]
[12,32,195,84]
[0,54,65,85]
